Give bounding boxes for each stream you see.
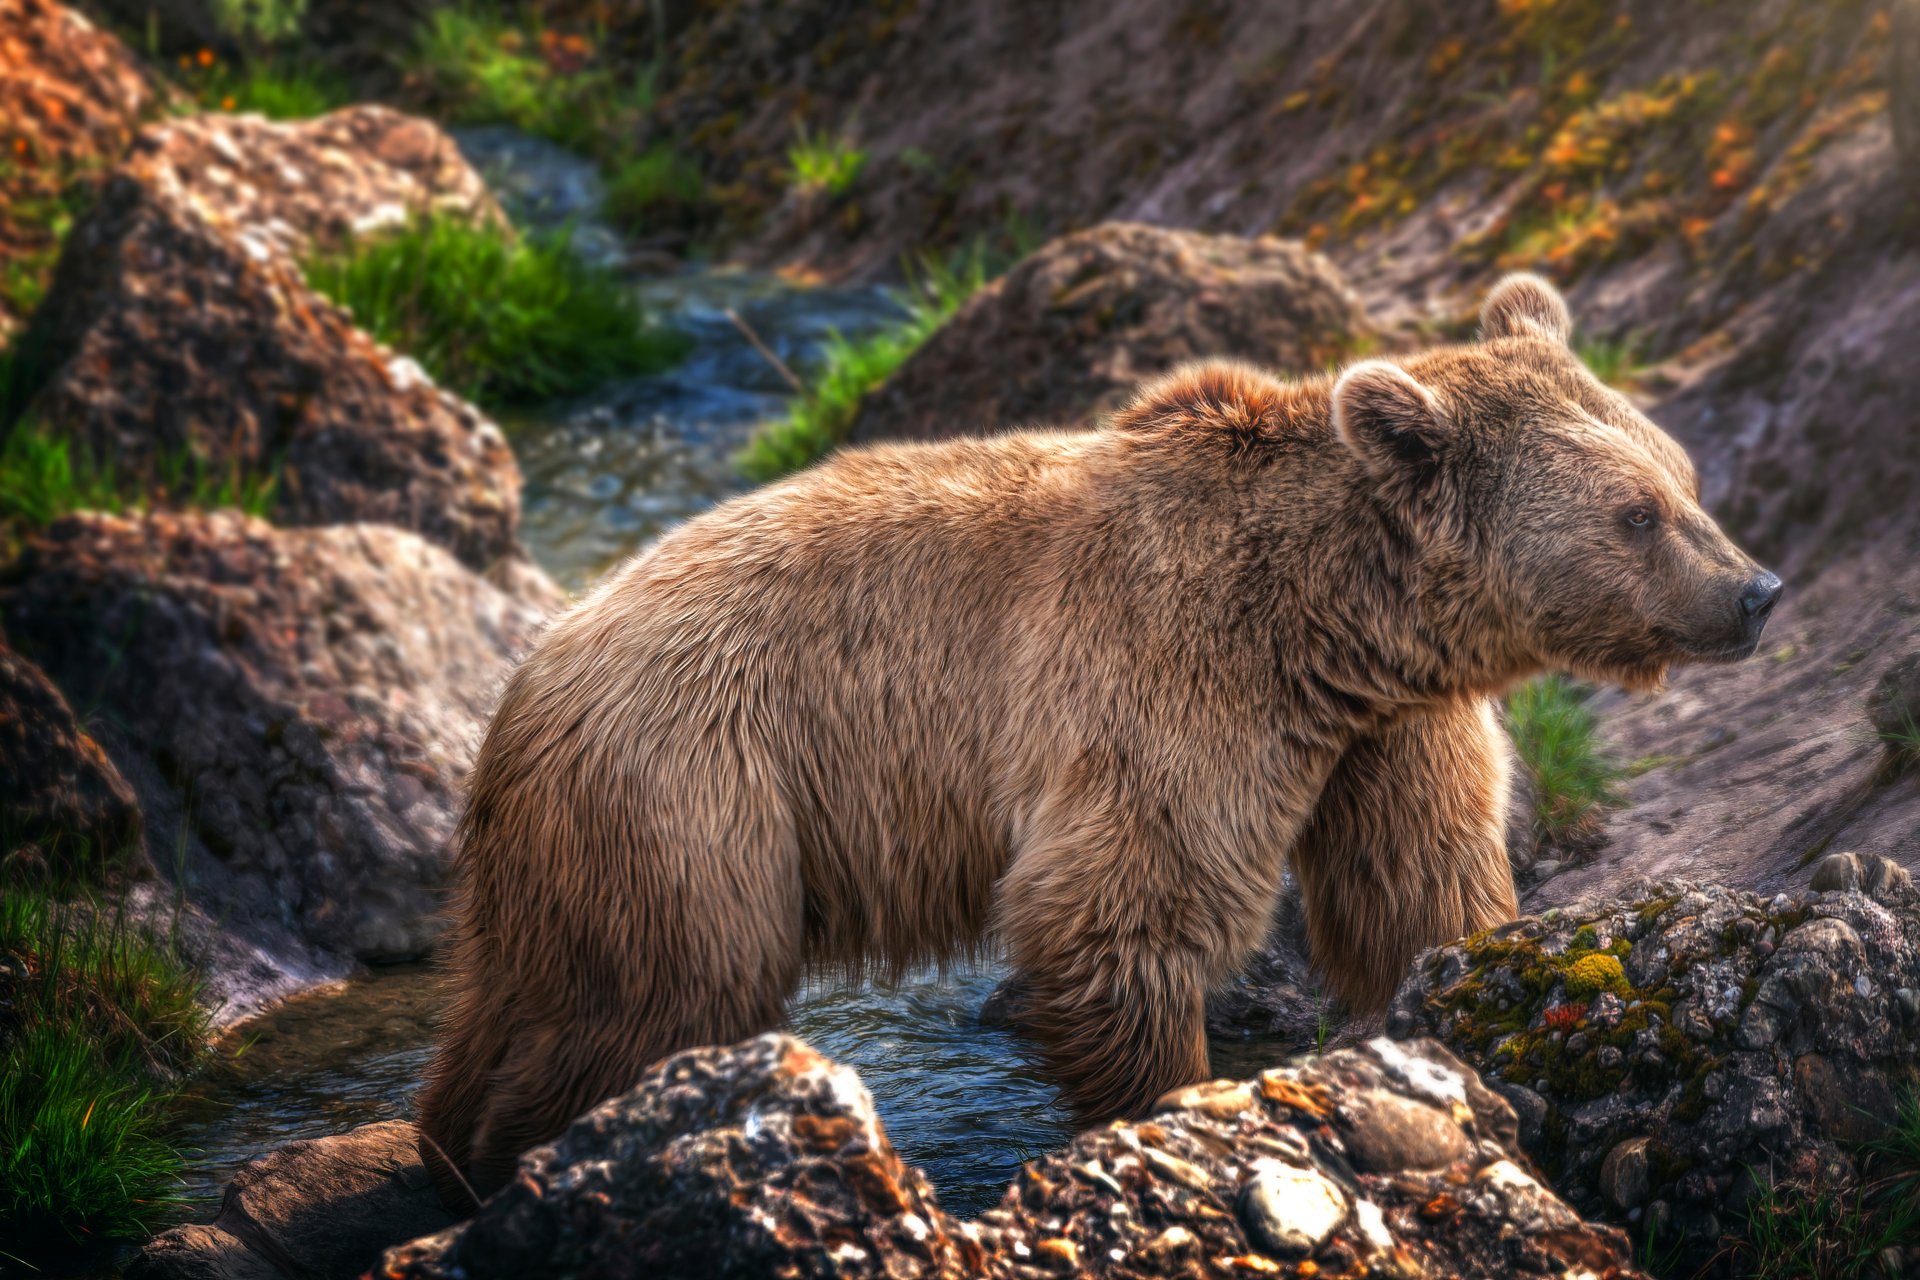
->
[169,129,1299,1232]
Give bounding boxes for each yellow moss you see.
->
[1563,953,1629,999]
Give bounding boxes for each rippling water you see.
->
[176,961,1086,1220]
[510,271,905,588]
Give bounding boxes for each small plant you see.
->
[405,6,654,158]
[786,124,867,199]
[736,248,989,483]
[301,214,685,406]
[1878,703,1920,773]
[1506,675,1621,844]
[1574,330,1645,388]
[0,418,280,551]
[188,58,348,119]
[211,0,307,45]
[603,144,705,231]
[0,160,95,326]
[0,887,211,1260]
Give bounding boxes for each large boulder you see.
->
[10,107,523,572]
[1388,873,1920,1269]
[0,510,554,962]
[847,223,1375,444]
[0,0,161,339]
[383,1033,982,1280]
[130,1120,454,1280]
[378,1032,1640,1279]
[0,629,143,877]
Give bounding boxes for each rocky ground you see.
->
[1390,858,1920,1274]
[1,0,563,1025]
[136,1034,1648,1280]
[5,0,1920,1274]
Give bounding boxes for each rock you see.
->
[1598,1137,1652,1211]
[380,1033,984,1280]
[0,630,143,877]
[129,1120,452,1280]
[115,108,506,261]
[0,0,162,339]
[11,107,524,572]
[1238,1164,1349,1258]
[847,223,1375,445]
[380,1032,1643,1278]
[0,511,553,962]
[1809,850,1915,901]
[1205,879,1339,1047]
[1338,1087,1472,1173]
[1389,878,1920,1269]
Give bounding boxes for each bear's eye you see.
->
[1623,505,1655,530]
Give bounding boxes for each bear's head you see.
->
[1333,273,1780,692]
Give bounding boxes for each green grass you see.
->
[787,124,867,199]
[1574,330,1645,388]
[405,5,654,158]
[0,160,93,324]
[189,60,349,120]
[735,248,990,483]
[1878,702,1920,774]
[603,143,705,232]
[301,214,685,406]
[1505,675,1622,843]
[1726,1093,1920,1279]
[0,420,280,534]
[0,887,210,1262]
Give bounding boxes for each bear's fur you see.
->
[417,276,1775,1208]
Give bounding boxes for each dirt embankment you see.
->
[634,0,1920,891]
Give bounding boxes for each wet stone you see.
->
[1238,1163,1350,1259]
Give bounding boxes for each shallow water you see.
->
[176,962,1085,1220]
[509,271,904,588]
[176,961,1298,1224]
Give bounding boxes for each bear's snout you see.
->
[1739,571,1783,632]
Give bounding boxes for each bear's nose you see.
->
[1739,571,1783,625]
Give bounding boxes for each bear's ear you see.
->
[1334,359,1452,479]
[1480,272,1572,344]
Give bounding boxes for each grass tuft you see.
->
[405,5,654,158]
[604,143,706,232]
[1574,330,1645,388]
[301,214,685,406]
[1727,1094,1920,1278]
[786,124,867,199]
[735,248,989,483]
[1877,702,1920,773]
[192,60,349,120]
[1505,675,1621,843]
[0,887,210,1259]
[0,417,279,549]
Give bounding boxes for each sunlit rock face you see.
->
[11,105,526,571]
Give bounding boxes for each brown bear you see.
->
[417,275,1780,1208]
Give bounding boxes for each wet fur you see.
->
[417,276,1767,1209]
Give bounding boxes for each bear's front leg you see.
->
[1289,696,1519,1012]
[993,801,1243,1119]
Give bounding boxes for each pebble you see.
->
[1238,1164,1350,1259]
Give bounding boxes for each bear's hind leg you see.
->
[1290,697,1518,1013]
